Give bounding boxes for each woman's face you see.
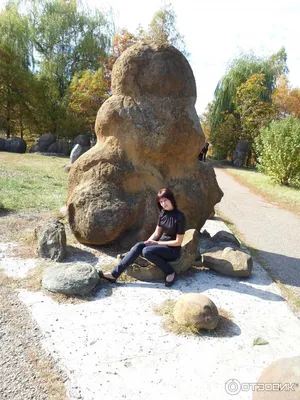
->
[159,197,174,211]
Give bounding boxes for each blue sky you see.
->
[1,0,299,115]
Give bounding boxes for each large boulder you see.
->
[42,262,99,295]
[36,220,66,262]
[4,137,27,153]
[253,357,300,400]
[173,293,219,330]
[67,42,223,246]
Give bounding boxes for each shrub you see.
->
[255,116,300,186]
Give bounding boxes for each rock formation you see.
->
[67,42,223,246]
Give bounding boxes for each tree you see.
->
[272,75,300,118]
[209,113,241,159]
[138,3,188,56]
[100,29,139,92]
[210,48,288,129]
[235,73,276,142]
[255,116,300,186]
[31,0,112,98]
[67,69,109,136]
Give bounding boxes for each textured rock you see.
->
[202,246,252,277]
[36,221,66,262]
[169,229,201,273]
[127,262,165,281]
[42,262,99,295]
[173,293,219,330]
[253,357,300,400]
[67,42,223,246]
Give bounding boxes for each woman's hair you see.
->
[156,188,177,210]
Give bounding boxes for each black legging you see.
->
[111,242,181,279]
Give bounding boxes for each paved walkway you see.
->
[214,165,300,314]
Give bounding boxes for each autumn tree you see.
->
[100,29,139,92]
[272,75,300,118]
[67,69,109,136]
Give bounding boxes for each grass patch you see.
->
[253,336,269,346]
[0,153,68,212]
[223,166,300,216]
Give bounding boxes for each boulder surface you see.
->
[67,42,223,246]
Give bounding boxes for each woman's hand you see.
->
[144,240,158,246]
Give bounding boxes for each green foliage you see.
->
[0,0,113,139]
[137,3,188,56]
[255,116,300,186]
[235,73,276,141]
[209,113,241,159]
[211,48,288,129]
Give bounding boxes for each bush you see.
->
[255,116,300,186]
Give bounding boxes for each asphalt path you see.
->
[214,165,300,314]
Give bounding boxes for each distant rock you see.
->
[4,137,27,153]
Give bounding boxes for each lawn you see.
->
[0,152,68,212]
[222,165,300,216]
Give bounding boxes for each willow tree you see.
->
[210,48,288,129]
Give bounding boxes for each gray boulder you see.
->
[42,262,99,295]
[37,133,56,152]
[36,220,66,262]
[0,138,5,151]
[233,139,249,167]
[5,137,27,153]
[74,134,91,147]
[202,245,253,277]
[70,144,89,164]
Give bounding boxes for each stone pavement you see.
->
[214,165,300,315]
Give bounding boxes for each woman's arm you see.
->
[145,233,184,247]
[145,226,163,242]
[157,234,184,247]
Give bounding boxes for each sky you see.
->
[1,0,300,115]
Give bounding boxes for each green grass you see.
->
[223,167,300,216]
[0,152,68,212]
